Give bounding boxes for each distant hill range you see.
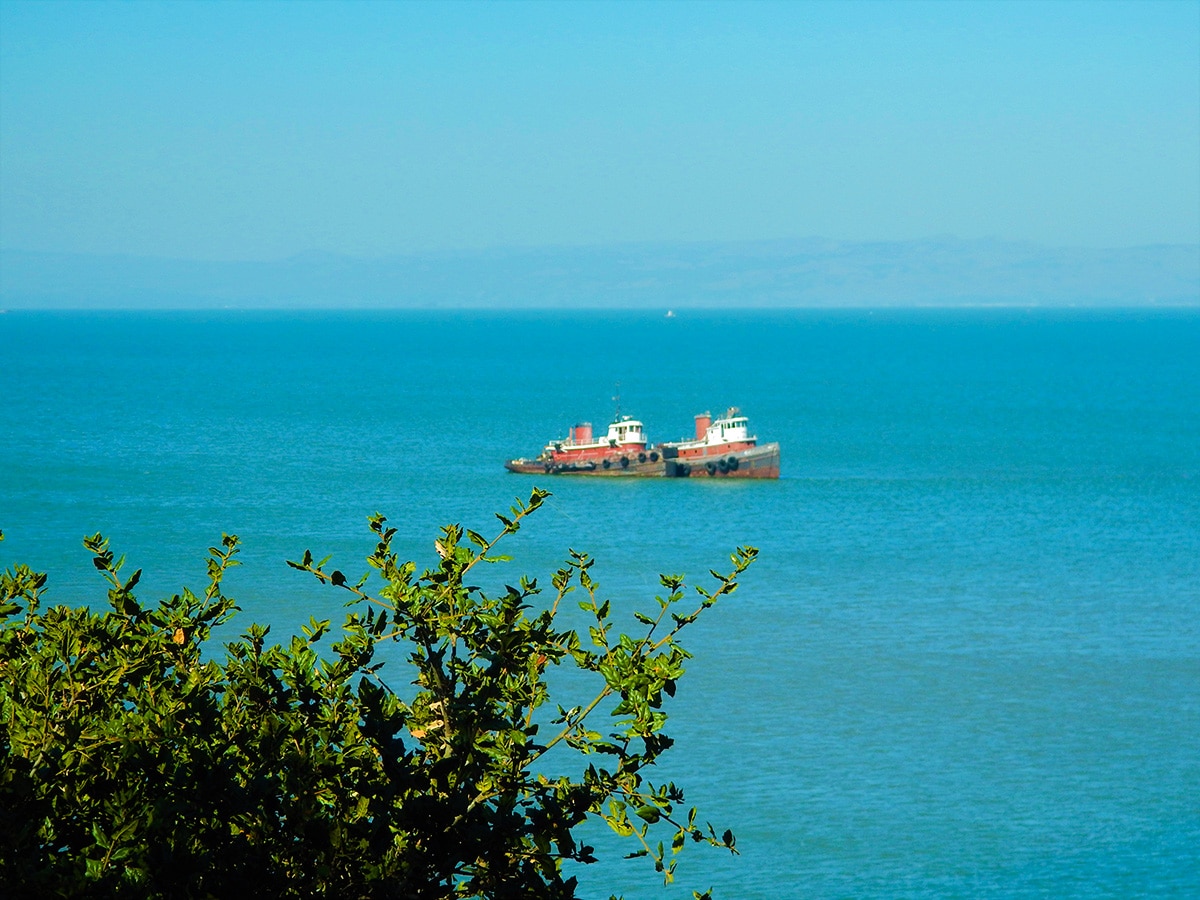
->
[2,238,1197,308]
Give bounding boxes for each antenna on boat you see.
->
[612,382,621,420]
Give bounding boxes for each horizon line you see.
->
[5,303,1199,313]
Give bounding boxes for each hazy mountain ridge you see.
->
[2,238,1197,308]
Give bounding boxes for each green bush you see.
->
[0,489,753,898]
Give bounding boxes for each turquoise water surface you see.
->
[2,309,1198,898]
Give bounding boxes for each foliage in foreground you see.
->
[0,489,754,898]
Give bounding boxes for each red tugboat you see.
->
[658,408,781,478]
[505,416,664,476]
[504,408,780,478]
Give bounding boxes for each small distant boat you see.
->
[666,310,676,318]
[504,408,780,478]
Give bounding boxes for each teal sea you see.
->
[2,309,1198,898]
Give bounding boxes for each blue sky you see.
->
[1,0,1197,261]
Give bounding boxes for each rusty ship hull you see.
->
[504,442,780,478]
[660,441,780,478]
[505,449,669,477]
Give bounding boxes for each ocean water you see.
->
[1,309,1198,898]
